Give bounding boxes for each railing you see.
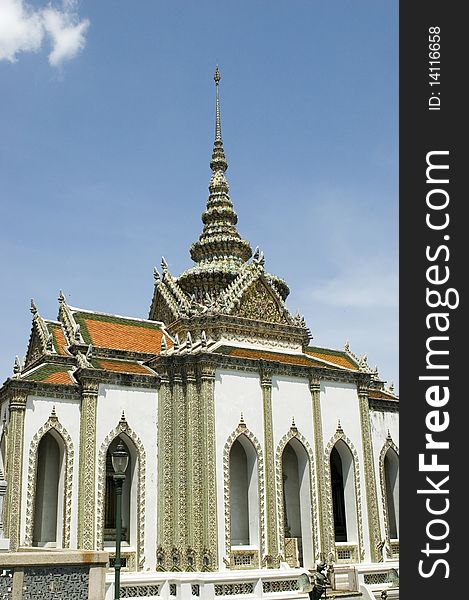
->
[334,543,358,563]
[106,567,309,600]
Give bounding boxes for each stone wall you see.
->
[0,550,108,600]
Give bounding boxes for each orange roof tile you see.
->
[50,324,69,356]
[80,318,170,354]
[43,371,74,385]
[305,348,357,370]
[24,364,74,385]
[368,390,398,401]
[95,359,153,375]
[228,348,324,368]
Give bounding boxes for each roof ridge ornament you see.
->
[13,355,23,378]
[58,290,84,345]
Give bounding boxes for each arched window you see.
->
[281,439,313,567]
[384,448,399,539]
[229,435,259,547]
[33,431,65,547]
[104,435,136,546]
[330,441,358,543]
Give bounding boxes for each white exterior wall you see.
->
[319,381,371,560]
[370,409,399,543]
[271,376,312,450]
[272,375,317,568]
[96,384,158,570]
[21,395,81,547]
[214,369,263,567]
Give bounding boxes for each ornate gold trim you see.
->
[223,420,266,566]
[275,426,319,562]
[186,366,204,569]
[324,424,365,563]
[379,435,399,559]
[358,387,382,562]
[260,370,279,565]
[173,374,187,555]
[309,376,327,559]
[24,408,74,548]
[96,414,146,570]
[5,393,27,550]
[157,370,172,562]
[77,380,98,549]
[200,364,218,569]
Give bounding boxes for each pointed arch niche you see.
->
[324,425,364,563]
[25,410,74,548]
[96,415,146,570]
[380,437,399,553]
[275,427,318,569]
[223,420,265,568]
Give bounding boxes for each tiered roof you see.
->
[1,69,397,405]
[72,309,169,355]
[148,68,295,336]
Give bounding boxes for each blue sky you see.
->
[0,1,398,388]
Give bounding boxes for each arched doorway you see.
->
[330,440,358,544]
[229,435,260,548]
[384,448,399,540]
[33,431,65,546]
[281,438,313,567]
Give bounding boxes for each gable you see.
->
[235,278,289,324]
[149,291,179,327]
[24,322,49,368]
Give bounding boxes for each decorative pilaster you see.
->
[173,372,187,566]
[185,366,203,569]
[0,469,8,549]
[358,382,381,562]
[5,392,27,550]
[77,379,99,550]
[200,363,218,569]
[157,368,173,565]
[260,368,279,566]
[309,375,328,559]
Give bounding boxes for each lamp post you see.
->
[112,440,129,599]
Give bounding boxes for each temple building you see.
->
[0,69,398,597]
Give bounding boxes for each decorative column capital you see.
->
[199,363,216,381]
[185,365,197,383]
[79,379,99,397]
[357,375,371,396]
[173,372,183,385]
[158,366,170,384]
[259,367,273,388]
[9,393,27,411]
[309,375,320,393]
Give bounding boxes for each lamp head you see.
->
[112,440,129,475]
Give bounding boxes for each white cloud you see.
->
[0,0,89,66]
[42,6,88,66]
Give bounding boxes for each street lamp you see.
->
[112,440,129,599]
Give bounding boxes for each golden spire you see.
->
[210,65,228,173]
[214,66,222,142]
[185,66,252,279]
